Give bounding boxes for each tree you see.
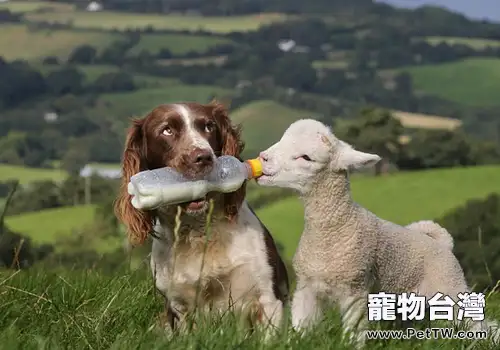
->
[401,129,473,169]
[273,54,317,91]
[61,144,89,176]
[437,194,500,292]
[91,72,136,93]
[67,45,97,64]
[337,107,405,175]
[46,67,85,95]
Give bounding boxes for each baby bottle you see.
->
[127,156,263,210]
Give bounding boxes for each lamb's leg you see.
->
[339,294,368,349]
[291,279,322,332]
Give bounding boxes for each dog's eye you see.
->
[205,122,215,133]
[162,126,173,136]
[299,155,313,161]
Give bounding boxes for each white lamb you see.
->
[256,118,499,347]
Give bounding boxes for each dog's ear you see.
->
[114,118,155,246]
[210,99,246,221]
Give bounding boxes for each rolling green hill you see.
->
[4,165,499,262]
[5,205,96,244]
[0,0,72,13]
[25,8,288,33]
[231,100,319,157]
[398,58,500,107]
[425,36,500,49]
[128,33,233,56]
[256,165,500,259]
[0,24,121,61]
[0,165,66,185]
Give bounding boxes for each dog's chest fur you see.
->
[151,207,270,312]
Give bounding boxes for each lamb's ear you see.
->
[335,140,381,170]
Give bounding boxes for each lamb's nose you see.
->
[259,152,268,162]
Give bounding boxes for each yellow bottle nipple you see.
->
[245,158,263,178]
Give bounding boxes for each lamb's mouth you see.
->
[256,173,275,184]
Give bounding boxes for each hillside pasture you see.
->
[36,64,180,88]
[157,56,228,66]
[25,10,288,33]
[5,205,96,245]
[94,84,232,120]
[392,110,462,131]
[398,58,500,107]
[0,0,72,13]
[0,24,121,61]
[128,33,234,56]
[0,164,66,185]
[424,36,500,49]
[231,100,319,157]
[256,165,500,259]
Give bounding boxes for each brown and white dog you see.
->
[114,100,289,333]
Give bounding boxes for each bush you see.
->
[437,193,500,292]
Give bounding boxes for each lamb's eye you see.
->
[299,155,313,161]
[205,122,215,133]
[162,126,173,136]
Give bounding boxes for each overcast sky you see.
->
[377,0,500,22]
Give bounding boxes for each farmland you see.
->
[0,164,66,185]
[25,10,288,33]
[127,33,233,56]
[398,58,500,107]
[231,100,320,157]
[0,24,121,61]
[5,205,96,245]
[425,36,500,49]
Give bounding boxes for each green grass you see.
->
[25,10,288,33]
[36,64,178,87]
[398,58,500,107]
[256,165,500,260]
[128,33,233,56]
[0,268,499,349]
[312,60,349,70]
[0,165,66,185]
[425,36,500,49]
[0,24,122,61]
[4,205,96,244]
[92,85,232,123]
[231,100,319,158]
[0,0,73,13]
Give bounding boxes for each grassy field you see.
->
[0,0,73,13]
[93,84,232,123]
[399,58,500,107]
[256,165,500,259]
[392,110,462,131]
[128,33,233,56]
[0,24,122,61]
[25,10,288,33]
[312,59,349,70]
[0,268,499,349]
[231,100,319,158]
[4,205,96,245]
[36,64,180,87]
[0,165,66,185]
[425,36,500,49]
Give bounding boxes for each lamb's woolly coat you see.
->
[256,118,498,346]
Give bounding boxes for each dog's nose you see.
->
[190,148,213,166]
